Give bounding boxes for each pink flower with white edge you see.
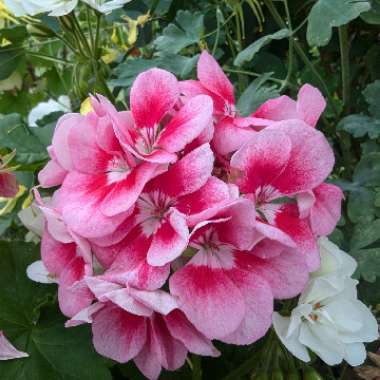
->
[169,200,309,343]
[0,331,29,360]
[66,276,219,380]
[180,50,272,156]
[253,84,326,128]
[91,144,233,286]
[230,121,335,271]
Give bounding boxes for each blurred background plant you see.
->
[0,0,380,379]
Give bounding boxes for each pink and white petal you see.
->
[230,129,292,195]
[131,68,179,129]
[234,116,274,128]
[92,304,147,363]
[296,84,326,128]
[84,276,122,300]
[176,177,232,226]
[105,226,170,290]
[254,221,297,248]
[250,239,288,259]
[58,257,94,317]
[41,228,76,276]
[310,183,343,236]
[27,260,58,284]
[150,315,188,371]
[242,248,309,299]
[59,172,130,238]
[252,95,297,121]
[212,118,256,156]
[0,331,28,360]
[65,302,105,328]
[169,257,245,339]
[101,162,158,217]
[128,288,178,315]
[38,158,67,188]
[297,190,316,219]
[52,113,83,171]
[151,144,214,198]
[147,210,189,267]
[197,51,235,106]
[68,118,112,175]
[274,204,320,271]
[0,172,18,198]
[222,267,273,345]
[269,121,335,194]
[155,95,213,153]
[164,309,220,357]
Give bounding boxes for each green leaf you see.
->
[0,26,28,80]
[347,188,377,224]
[361,0,380,24]
[110,55,197,88]
[0,114,49,165]
[363,80,380,118]
[236,73,280,116]
[0,241,112,380]
[337,114,380,139]
[153,10,204,54]
[353,153,380,187]
[353,248,380,282]
[350,219,380,250]
[307,0,371,47]
[234,29,290,67]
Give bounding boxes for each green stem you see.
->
[26,51,74,65]
[191,355,202,380]
[94,11,102,59]
[338,25,351,110]
[280,0,294,92]
[86,5,95,52]
[212,7,222,56]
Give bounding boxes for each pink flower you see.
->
[253,84,326,128]
[91,144,232,288]
[0,331,28,360]
[66,276,219,380]
[169,200,309,343]
[180,51,272,156]
[230,121,335,271]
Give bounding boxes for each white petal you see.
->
[0,331,29,360]
[272,312,311,362]
[26,261,58,284]
[65,303,105,328]
[18,204,45,237]
[299,323,344,366]
[344,343,367,366]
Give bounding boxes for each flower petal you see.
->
[0,331,29,360]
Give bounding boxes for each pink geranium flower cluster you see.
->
[37,51,343,380]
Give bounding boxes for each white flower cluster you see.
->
[4,0,131,16]
[273,237,379,367]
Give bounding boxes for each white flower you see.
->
[82,0,131,13]
[4,0,78,16]
[273,238,378,367]
[26,261,58,284]
[28,96,71,127]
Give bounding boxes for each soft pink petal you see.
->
[212,118,256,156]
[230,129,291,195]
[156,95,213,153]
[222,267,273,345]
[59,172,131,238]
[297,190,316,219]
[252,95,297,121]
[176,177,232,226]
[274,204,320,271]
[151,144,214,198]
[169,260,245,340]
[147,210,189,266]
[65,303,105,328]
[58,256,93,317]
[38,159,67,188]
[296,84,326,128]
[197,51,235,106]
[250,238,288,259]
[164,310,220,357]
[0,172,18,198]
[131,68,179,129]
[100,162,159,217]
[242,248,309,299]
[310,183,343,236]
[268,121,335,194]
[0,331,28,360]
[92,303,147,363]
